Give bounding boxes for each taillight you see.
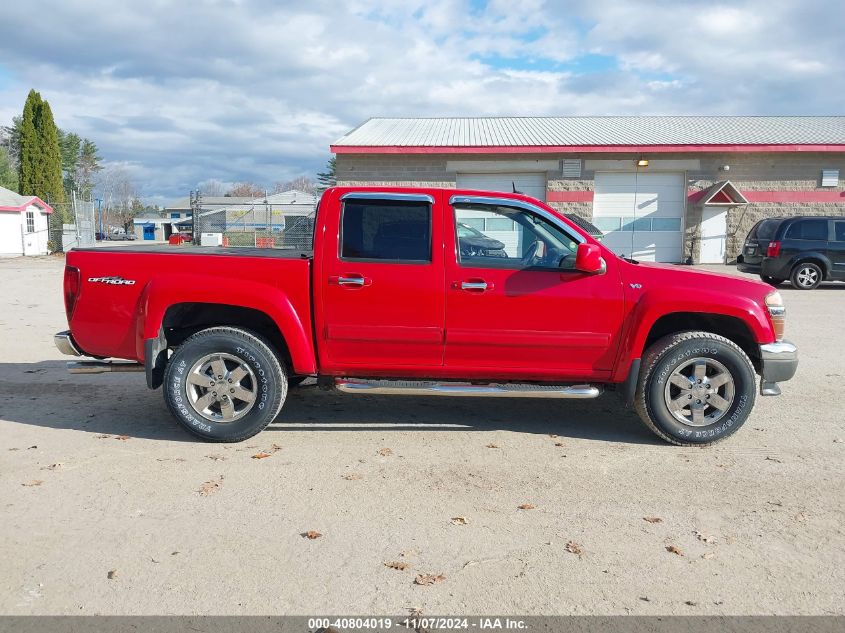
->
[63,266,80,319]
[766,241,781,257]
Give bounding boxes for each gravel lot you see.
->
[1,255,842,616]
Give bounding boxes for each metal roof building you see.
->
[332,116,845,265]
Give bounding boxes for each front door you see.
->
[143,224,155,240]
[320,193,446,372]
[444,198,625,381]
[700,206,727,263]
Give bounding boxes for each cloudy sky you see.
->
[1,0,842,204]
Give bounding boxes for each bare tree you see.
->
[198,179,227,196]
[94,164,138,232]
[227,182,265,198]
[272,175,317,195]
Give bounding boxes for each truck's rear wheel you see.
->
[635,332,756,446]
[163,327,287,442]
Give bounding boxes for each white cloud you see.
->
[0,0,842,201]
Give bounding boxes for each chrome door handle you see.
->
[460,281,488,291]
[337,276,367,286]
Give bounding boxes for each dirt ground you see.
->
[0,255,842,616]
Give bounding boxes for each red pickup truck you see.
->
[55,187,797,445]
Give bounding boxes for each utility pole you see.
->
[95,198,103,239]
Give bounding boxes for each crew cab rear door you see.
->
[444,195,624,381]
[317,191,445,372]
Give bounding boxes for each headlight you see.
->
[765,291,785,341]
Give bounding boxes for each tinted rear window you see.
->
[785,219,829,241]
[341,200,431,262]
[835,222,845,242]
[751,219,781,240]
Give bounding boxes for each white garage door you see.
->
[592,172,685,263]
[456,172,546,202]
[455,173,546,258]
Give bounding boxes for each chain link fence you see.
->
[190,195,315,251]
[49,195,96,252]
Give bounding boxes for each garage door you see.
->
[592,172,685,263]
[456,172,546,201]
[455,173,546,258]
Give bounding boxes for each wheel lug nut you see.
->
[230,388,235,393]
[696,399,701,404]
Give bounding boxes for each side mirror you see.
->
[574,242,606,274]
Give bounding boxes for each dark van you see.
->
[737,216,845,289]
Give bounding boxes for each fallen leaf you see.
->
[694,530,717,544]
[94,434,111,439]
[171,551,180,556]
[666,545,685,556]
[377,448,393,456]
[643,516,663,523]
[8,448,19,451]
[564,541,583,556]
[251,452,272,459]
[701,552,715,560]
[302,531,323,539]
[107,570,117,580]
[342,473,362,480]
[198,475,223,496]
[517,503,536,510]
[408,607,423,617]
[384,561,410,571]
[22,480,44,487]
[414,573,445,586]
[554,442,565,447]
[114,435,130,441]
[28,445,37,449]
[765,456,783,463]
[485,443,500,449]
[156,457,186,463]
[206,454,227,461]
[639,596,650,602]
[43,463,64,471]
[685,601,698,606]
[450,516,469,525]
[270,443,283,453]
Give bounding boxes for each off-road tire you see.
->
[790,261,823,290]
[163,327,287,442]
[634,331,756,446]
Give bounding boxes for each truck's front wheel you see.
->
[163,327,287,442]
[635,332,756,446]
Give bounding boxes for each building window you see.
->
[170,212,180,219]
[821,169,839,187]
[25,211,35,233]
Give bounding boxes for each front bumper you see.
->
[759,340,798,395]
[54,330,82,356]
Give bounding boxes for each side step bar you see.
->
[335,378,602,399]
[68,360,145,374]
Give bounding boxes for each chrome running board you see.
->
[68,360,145,374]
[335,378,602,399]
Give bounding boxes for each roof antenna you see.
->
[512,181,524,195]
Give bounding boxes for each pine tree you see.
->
[317,156,337,189]
[35,99,66,207]
[17,89,41,196]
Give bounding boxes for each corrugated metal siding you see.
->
[333,117,845,147]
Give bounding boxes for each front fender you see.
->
[612,287,775,381]
[134,274,317,375]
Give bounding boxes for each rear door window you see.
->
[785,219,829,241]
[341,200,432,262]
[834,221,845,242]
